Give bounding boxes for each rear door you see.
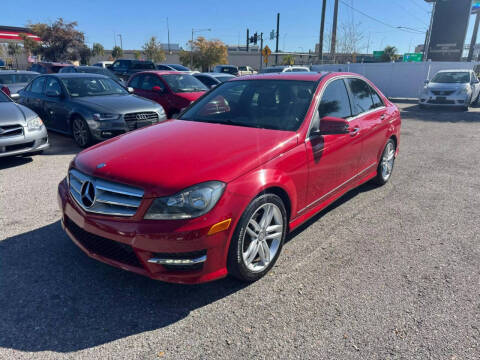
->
[305,78,362,206]
[346,78,388,170]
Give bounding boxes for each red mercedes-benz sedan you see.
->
[58,72,401,284]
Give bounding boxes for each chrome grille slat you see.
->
[68,169,144,217]
[123,112,159,131]
[0,124,24,137]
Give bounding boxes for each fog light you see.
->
[101,131,113,137]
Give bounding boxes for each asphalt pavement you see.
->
[0,102,479,359]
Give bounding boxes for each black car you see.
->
[110,59,156,81]
[213,65,239,76]
[18,73,166,147]
[59,65,125,86]
[193,72,236,88]
[156,64,191,72]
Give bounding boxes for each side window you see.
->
[157,65,169,70]
[129,74,142,88]
[370,87,384,109]
[346,78,374,115]
[45,77,62,95]
[140,74,164,90]
[30,77,46,94]
[318,79,352,119]
[198,76,216,87]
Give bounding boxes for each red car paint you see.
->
[58,72,401,284]
[127,71,206,118]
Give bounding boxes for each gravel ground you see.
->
[1,102,479,360]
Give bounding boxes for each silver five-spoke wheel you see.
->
[242,203,283,272]
[381,141,395,181]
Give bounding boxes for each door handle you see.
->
[350,127,360,136]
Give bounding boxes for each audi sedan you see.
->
[58,72,401,284]
[18,73,166,147]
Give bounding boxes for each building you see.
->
[0,25,40,44]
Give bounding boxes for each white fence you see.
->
[311,62,480,99]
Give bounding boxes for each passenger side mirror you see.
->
[318,116,350,135]
[10,93,20,100]
[127,87,134,93]
[152,86,163,93]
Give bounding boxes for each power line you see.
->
[338,0,426,34]
[392,0,429,27]
[406,0,431,15]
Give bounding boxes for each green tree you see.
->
[19,33,39,56]
[92,42,104,57]
[111,46,123,59]
[29,18,87,61]
[142,36,166,63]
[180,37,227,71]
[282,54,295,65]
[381,46,397,62]
[7,43,21,68]
[133,50,141,60]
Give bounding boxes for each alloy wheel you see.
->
[242,203,283,272]
[73,118,88,147]
[381,142,395,181]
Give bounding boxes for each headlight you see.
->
[26,116,43,131]
[92,113,121,121]
[144,181,225,220]
[157,107,167,121]
[457,87,469,95]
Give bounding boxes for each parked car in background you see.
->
[238,66,257,76]
[58,72,401,284]
[29,62,71,74]
[110,59,156,81]
[128,71,208,118]
[156,64,192,72]
[59,66,125,86]
[0,88,49,158]
[213,65,239,76]
[0,70,39,96]
[260,65,310,74]
[18,73,166,147]
[92,61,114,69]
[419,69,480,111]
[193,72,236,88]
[0,59,5,70]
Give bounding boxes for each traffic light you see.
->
[270,30,275,40]
[249,32,258,45]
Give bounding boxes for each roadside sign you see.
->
[403,53,423,62]
[262,45,272,57]
[373,50,384,59]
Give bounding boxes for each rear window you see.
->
[169,64,190,71]
[0,74,15,84]
[132,62,155,70]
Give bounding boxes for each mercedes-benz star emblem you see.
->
[80,181,96,208]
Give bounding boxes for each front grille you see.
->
[427,99,456,105]
[432,90,455,96]
[65,217,142,268]
[69,168,144,217]
[124,112,159,131]
[4,141,34,152]
[0,124,23,137]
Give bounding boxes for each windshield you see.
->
[180,80,316,131]
[169,64,190,71]
[61,77,128,97]
[431,72,470,84]
[162,74,208,92]
[0,90,11,102]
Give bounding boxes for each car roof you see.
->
[230,72,328,81]
[47,73,110,78]
[0,70,39,75]
[201,72,236,78]
[437,69,471,73]
[216,65,237,68]
[135,70,190,76]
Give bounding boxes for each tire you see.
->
[71,116,92,148]
[373,139,396,186]
[227,193,288,282]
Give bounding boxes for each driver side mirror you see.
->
[152,85,164,93]
[312,116,350,136]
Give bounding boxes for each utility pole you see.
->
[275,13,280,65]
[117,34,123,50]
[331,0,339,61]
[246,28,249,52]
[318,0,327,62]
[468,12,480,61]
[259,32,264,70]
[167,17,171,53]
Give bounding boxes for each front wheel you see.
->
[373,139,396,185]
[72,117,92,148]
[227,194,287,282]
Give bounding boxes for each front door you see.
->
[304,78,362,208]
[44,77,69,132]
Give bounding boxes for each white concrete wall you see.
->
[311,62,480,99]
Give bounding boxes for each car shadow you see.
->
[42,131,81,156]
[0,156,32,170]
[398,103,480,123]
[0,221,247,353]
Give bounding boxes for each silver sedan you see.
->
[0,90,49,158]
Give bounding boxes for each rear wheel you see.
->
[227,194,287,282]
[373,139,396,185]
[72,117,92,148]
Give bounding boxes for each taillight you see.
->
[1,86,10,96]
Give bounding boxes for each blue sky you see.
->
[1,0,478,54]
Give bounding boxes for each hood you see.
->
[173,91,205,102]
[0,102,37,125]
[74,120,298,197]
[72,94,161,114]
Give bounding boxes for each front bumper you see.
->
[419,92,470,107]
[87,115,163,142]
[0,125,49,158]
[58,179,241,284]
